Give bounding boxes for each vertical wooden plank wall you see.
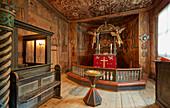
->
[70,23,78,64]
[117,17,139,68]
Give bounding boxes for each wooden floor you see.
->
[40,74,158,108]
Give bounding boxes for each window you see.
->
[158,4,170,59]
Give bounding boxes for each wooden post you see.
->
[0,1,18,107]
[54,65,62,99]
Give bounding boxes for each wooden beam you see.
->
[71,0,163,23]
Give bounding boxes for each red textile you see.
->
[161,57,170,61]
[93,55,117,68]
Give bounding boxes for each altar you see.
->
[92,22,125,69]
[93,54,117,68]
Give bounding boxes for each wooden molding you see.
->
[14,20,54,36]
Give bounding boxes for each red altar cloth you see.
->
[93,54,117,68]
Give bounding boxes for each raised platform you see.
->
[67,72,147,91]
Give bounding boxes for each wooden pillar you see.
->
[149,9,157,79]
[0,2,18,107]
[139,11,150,74]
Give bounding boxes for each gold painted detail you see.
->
[91,85,96,88]
[96,56,99,59]
[100,57,108,68]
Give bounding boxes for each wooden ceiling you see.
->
[47,0,156,21]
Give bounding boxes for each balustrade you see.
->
[72,64,142,82]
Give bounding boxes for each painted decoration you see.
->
[141,43,147,50]
[93,55,117,68]
[140,34,149,42]
[142,51,147,57]
[48,0,155,20]
[84,71,104,106]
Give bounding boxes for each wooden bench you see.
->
[10,64,61,108]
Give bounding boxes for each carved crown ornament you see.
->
[88,21,125,48]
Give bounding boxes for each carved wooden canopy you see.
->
[47,0,156,21]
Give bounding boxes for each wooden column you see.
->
[0,5,18,107]
[139,11,150,74]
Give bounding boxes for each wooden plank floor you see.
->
[39,74,158,108]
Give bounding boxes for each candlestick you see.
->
[99,44,100,54]
[110,43,112,54]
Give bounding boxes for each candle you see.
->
[110,44,112,50]
[110,43,112,54]
[99,44,100,54]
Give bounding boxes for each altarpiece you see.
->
[91,22,125,68]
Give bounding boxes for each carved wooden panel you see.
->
[48,0,155,20]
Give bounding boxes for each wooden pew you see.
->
[9,64,61,108]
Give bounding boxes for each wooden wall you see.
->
[14,0,70,72]
[117,17,139,68]
[70,23,95,66]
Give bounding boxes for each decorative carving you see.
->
[48,0,155,20]
[89,22,125,48]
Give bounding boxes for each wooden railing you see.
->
[72,64,142,82]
